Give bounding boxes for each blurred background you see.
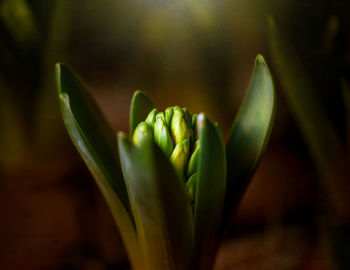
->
[0,0,350,269]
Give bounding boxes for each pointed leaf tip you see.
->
[130,90,154,136]
[196,113,205,129]
[118,131,128,140]
[55,62,61,73]
[223,54,275,231]
[256,54,266,65]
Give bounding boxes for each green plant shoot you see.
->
[56,54,275,270]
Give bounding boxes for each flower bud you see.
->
[171,107,192,145]
[170,139,190,177]
[133,122,153,147]
[186,139,199,177]
[182,108,192,128]
[165,107,173,127]
[154,112,173,158]
[145,108,158,128]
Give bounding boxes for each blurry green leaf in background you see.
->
[268,14,350,270]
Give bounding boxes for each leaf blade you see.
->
[56,63,129,208]
[194,114,226,270]
[56,64,141,267]
[118,133,195,270]
[267,18,350,218]
[223,55,276,229]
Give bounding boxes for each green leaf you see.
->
[194,114,226,270]
[118,133,195,270]
[223,54,276,229]
[267,17,350,218]
[130,90,154,136]
[56,63,129,209]
[56,64,141,268]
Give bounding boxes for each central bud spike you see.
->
[132,106,199,183]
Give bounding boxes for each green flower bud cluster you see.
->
[133,106,199,185]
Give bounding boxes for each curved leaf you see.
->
[56,63,129,209]
[267,18,350,218]
[130,90,154,135]
[223,55,276,229]
[56,64,141,267]
[118,133,195,270]
[194,114,226,270]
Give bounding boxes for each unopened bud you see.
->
[154,112,173,158]
[133,122,153,147]
[165,107,173,127]
[170,139,190,176]
[145,108,158,128]
[171,107,192,144]
[182,108,192,127]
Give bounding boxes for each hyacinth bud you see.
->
[170,139,190,176]
[182,108,192,128]
[137,106,199,182]
[187,139,199,177]
[133,122,153,147]
[145,108,158,128]
[165,107,173,127]
[154,112,173,158]
[171,107,192,145]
